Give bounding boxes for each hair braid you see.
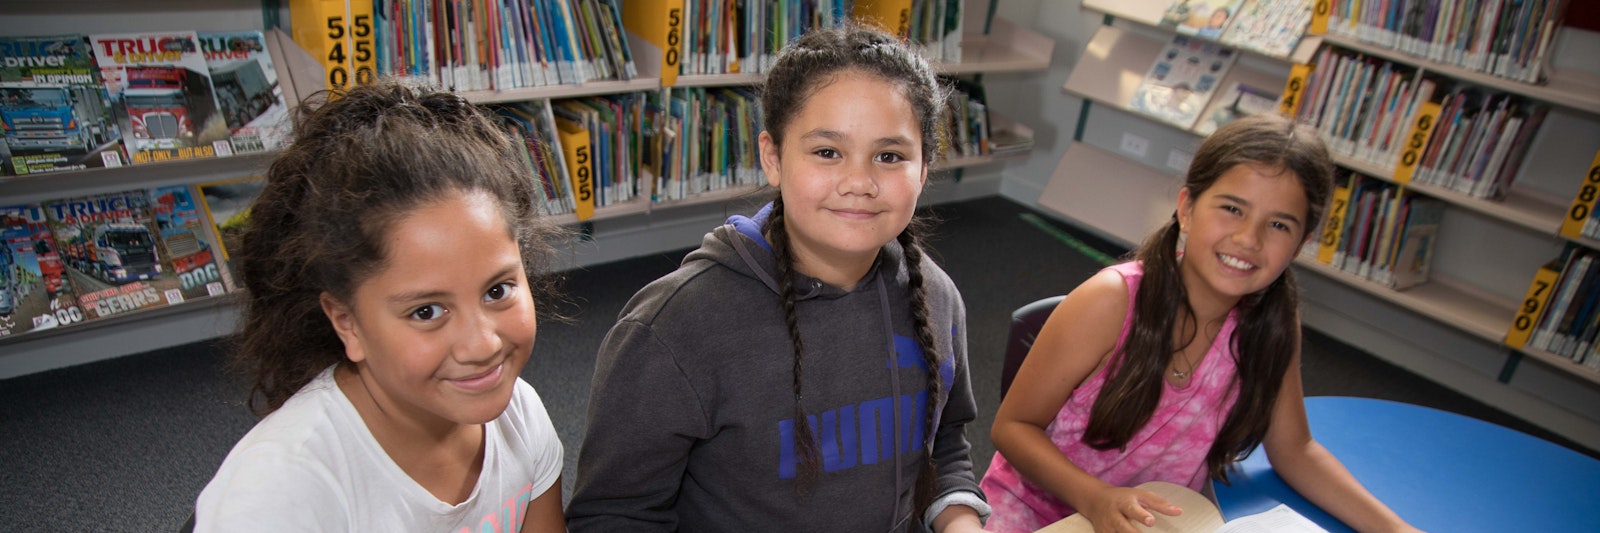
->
[898,228,941,525]
[768,197,821,489]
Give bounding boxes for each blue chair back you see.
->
[1000,295,1066,400]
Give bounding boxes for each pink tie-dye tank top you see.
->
[980,262,1241,533]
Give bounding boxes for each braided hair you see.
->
[759,23,949,523]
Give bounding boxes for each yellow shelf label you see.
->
[290,0,375,92]
[1279,63,1313,118]
[1559,149,1600,239]
[1317,183,1352,264]
[555,119,596,221]
[1310,0,1332,35]
[1392,102,1442,184]
[1506,262,1562,349]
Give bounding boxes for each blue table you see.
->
[1211,396,1600,532]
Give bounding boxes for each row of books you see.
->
[1292,46,1547,199]
[1311,171,1447,290]
[1321,0,1569,84]
[362,0,639,92]
[1513,245,1600,371]
[0,179,262,340]
[1,31,292,176]
[1158,0,1315,58]
[488,80,998,219]
[324,0,966,93]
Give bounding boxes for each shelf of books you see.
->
[0,1,1059,362]
[1052,0,1600,384]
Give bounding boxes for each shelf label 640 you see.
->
[1280,64,1313,118]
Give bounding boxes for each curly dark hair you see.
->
[235,80,564,414]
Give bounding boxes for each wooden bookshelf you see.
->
[1319,33,1600,116]
[459,78,664,104]
[939,18,1055,74]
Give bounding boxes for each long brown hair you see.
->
[235,81,564,415]
[1082,114,1333,483]
[758,23,949,521]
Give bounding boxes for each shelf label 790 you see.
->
[1506,263,1560,349]
[1393,102,1441,184]
[1279,64,1313,118]
[1559,149,1600,239]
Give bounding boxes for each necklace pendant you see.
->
[1171,369,1187,380]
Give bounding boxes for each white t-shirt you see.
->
[195,366,562,532]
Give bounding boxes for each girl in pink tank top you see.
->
[981,115,1420,533]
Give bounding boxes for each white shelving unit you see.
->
[1037,1,1600,450]
[0,0,1056,378]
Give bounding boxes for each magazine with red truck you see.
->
[90,31,231,164]
[0,34,125,175]
[0,203,90,338]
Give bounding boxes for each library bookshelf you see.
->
[1039,0,1600,448]
[0,0,1055,377]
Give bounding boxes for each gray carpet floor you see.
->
[0,196,1591,532]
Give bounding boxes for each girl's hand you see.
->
[1082,486,1182,533]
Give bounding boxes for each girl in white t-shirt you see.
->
[195,81,566,532]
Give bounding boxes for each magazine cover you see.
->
[1159,0,1246,39]
[1131,35,1239,129]
[90,31,232,164]
[42,190,187,321]
[195,176,265,288]
[1196,81,1280,135]
[0,35,125,175]
[0,203,90,338]
[198,31,291,154]
[1219,0,1314,58]
[148,184,232,299]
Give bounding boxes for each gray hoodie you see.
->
[568,204,984,532]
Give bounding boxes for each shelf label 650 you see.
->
[1393,102,1441,184]
[1310,0,1331,35]
[1559,149,1600,239]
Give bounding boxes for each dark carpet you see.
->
[0,196,1590,532]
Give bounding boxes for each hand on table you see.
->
[1082,485,1182,533]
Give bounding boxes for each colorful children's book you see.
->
[195,177,267,286]
[198,31,291,154]
[1131,35,1239,129]
[42,190,184,320]
[90,31,233,164]
[0,34,125,175]
[0,203,91,337]
[1196,81,1280,135]
[1219,0,1314,58]
[1159,0,1247,40]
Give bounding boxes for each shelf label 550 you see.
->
[323,13,375,90]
